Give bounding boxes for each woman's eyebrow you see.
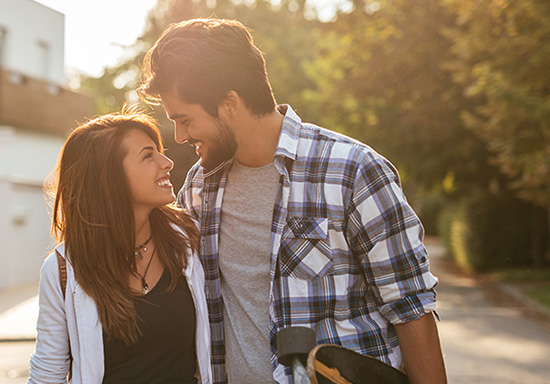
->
[139,146,156,154]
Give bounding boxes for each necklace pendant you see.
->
[142,277,149,294]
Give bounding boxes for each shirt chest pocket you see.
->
[278,216,333,280]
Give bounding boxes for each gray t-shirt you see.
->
[218,160,280,383]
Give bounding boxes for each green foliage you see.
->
[415,192,447,236]
[492,268,550,283]
[523,286,550,310]
[437,200,456,254]
[444,0,550,206]
[491,268,550,310]
[306,1,503,197]
[439,192,533,272]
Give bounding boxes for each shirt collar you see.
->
[274,104,301,161]
[202,158,232,178]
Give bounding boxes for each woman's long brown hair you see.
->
[51,110,199,344]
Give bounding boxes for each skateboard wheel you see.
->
[278,326,317,366]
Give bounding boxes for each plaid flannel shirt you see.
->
[178,105,438,384]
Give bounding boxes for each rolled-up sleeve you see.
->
[346,153,438,325]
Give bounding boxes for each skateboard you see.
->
[306,344,409,384]
[278,327,409,384]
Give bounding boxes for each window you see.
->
[0,26,7,67]
[36,39,50,79]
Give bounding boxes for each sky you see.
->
[33,0,157,78]
[32,0,350,81]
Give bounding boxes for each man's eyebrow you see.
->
[168,113,188,120]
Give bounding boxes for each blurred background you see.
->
[0,0,549,381]
[3,0,547,299]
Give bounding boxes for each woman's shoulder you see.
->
[41,244,67,277]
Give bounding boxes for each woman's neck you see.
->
[134,212,152,247]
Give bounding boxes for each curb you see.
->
[462,268,550,329]
[490,280,550,323]
[426,238,550,328]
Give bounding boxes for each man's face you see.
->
[161,91,238,172]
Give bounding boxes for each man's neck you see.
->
[233,109,284,168]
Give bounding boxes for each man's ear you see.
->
[218,90,240,119]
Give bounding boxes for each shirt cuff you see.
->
[379,290,437,325]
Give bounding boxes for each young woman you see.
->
[29,111,211,384]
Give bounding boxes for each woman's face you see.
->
[121,128,175,214]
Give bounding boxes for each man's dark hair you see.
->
[140,18,277,117]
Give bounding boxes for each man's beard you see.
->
[200,118,238,172]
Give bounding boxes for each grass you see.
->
[522,286,550,309]
[490,267,550,310]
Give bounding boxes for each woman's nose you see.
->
[161,154,174,171]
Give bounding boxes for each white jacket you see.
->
[28,243,212,384]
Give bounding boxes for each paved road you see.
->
[0,342,33,383]
[429,239,550,383]
[0,282,36,384]
[1,238,550,383]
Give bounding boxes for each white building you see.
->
[0,0,93,290]
[0,0,65,85]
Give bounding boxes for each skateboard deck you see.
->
[306,344,409,384]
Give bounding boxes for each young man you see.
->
[140,18,447,384]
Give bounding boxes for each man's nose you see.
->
[174,123,189,144]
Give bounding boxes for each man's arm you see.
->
[346,152,446,382]
[394,312,447,384]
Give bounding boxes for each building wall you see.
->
[0,126,65,289]
[0,1,93,290]
[0,0,65,84]
[0,68,93,134]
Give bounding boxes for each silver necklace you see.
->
[134,234,153,260]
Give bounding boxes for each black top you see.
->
[102,269,197,384]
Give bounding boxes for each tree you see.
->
[308,0,501,196]
[445,0,550,263]
[445,0,550,207]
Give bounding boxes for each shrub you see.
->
[438,192,533,272]
[416,193,447,236]
[437,200,457,253]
